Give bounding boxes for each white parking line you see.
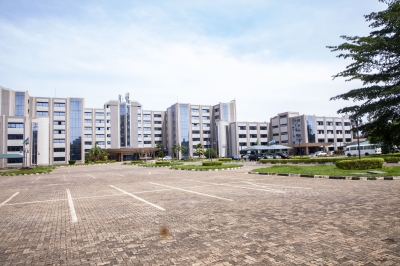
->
[184,180,285,194]
[31,176,41,183]
[242,181,312,190]
[0,192,19,207]
[6,198,65,206]
[149,182,234,201]
[86,174,97,179]
[112,173,125,177]
[110,185,165,211]
[44,183,74,187]
[66,189,78,223]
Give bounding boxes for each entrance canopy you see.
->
[0,154,23,159]
[242,145,293,151]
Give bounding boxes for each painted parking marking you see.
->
[31,176,41,183]
[6,198,66,206]
[112,173,125,177]
[242,181,312,190]
[149,182,234,201]
[110,185,165,211]
[0,192,20,207]
[184,180,285,194]
[44,183,74,187]
[86,174,97,179]
[66,189,78,223]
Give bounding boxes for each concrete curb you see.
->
[1,171,53,176]
[171,166,244,171]
[248,172,400,180]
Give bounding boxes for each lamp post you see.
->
[292,125,302,157]
[208,140,211,162]
[351,116,362,160]
[298,138,303,157]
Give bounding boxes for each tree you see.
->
[195,143,205,158]
[156,142,164,157]
[367,122,400,152]
[87,143,108,162]
[327,0,400,148]
[205,148,217,159]
[172,144,186,160]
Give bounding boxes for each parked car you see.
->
[249,154,263,161]
[162,156,172,161]
[242,154,250,159]
[270,153,281,159]
[262,154,273,159]
[277,152,291,159]
[181,155,192,160]
[315,151,327,157]
[228,155,240,160]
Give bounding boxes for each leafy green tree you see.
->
[368,122,400,152]
[87,143,108,162]
[205,148,217,159]
[156,142,164,157]
[195,143,205,158]
[327,0,400,145]
[172,144,186,160]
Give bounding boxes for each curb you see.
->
[171,166,243,171]
[1,171,53,176]
[248,172,400,180]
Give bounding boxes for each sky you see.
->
[0,0,387,121]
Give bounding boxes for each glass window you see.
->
[15,92,25,116]
[96,134,105,138]
[336,122,342,126]
[344,122,351,126]
[318,138,325,142]
[84,141,92,145]
[96,112,104,116]
[154,114,162,117]
[154,127,162,131]
[84,112,92,116]
[336,130,343,134]
[318,130,324,134]
[54,121,65,125]
[250,134,257,138]
[95,119,104,123]
[154,121,162,124]
[54,157,65,161]
[260,134,268,138]
[143,114,151,118]
[54,102,65,107]
[54,112,65,116]
[37,111,48,116]
[37,102,49,106]
[202,109,210,113]
[7,158,23,164]
[326,121,333,126]
[8,123,23,128]
[8,134,23,140]
[306,116,315,143]
[69,99,82,161]
[222,103,228,121]
[280,115,287,119]
[7,146,22,151]
[54,139,65,143]
[202,116,210,120]
[84,119,92,123]
[238,126,246,130]
[144,127,151,131]
[85,127,92,131]
[96,127,104,131]
[260,126,267,130]
[192,116,199,120]
[54,148,65,152]
[180,104,190,156]
[54,130,65,134]
[192,109,199,113]
[143,120,151,124]
[317,121,324,125]
[249,126,257,130]
[84,134,92,138]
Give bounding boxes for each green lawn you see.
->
[0,166,56,176]
[171,164,243,170]
[252,165,400,177]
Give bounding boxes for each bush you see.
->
[383,157,400,163]
[130,160,142,164]
[184,158,199,162]
[218,158,232,162]
[202,161,223,166]
[68,160,76,165]
[111,160,116,163]
[155,161,171,166]
[205,148,217,159]
[335,158,384,170]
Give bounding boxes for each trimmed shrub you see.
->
[155,161,171,166]
[335,158,384,170]
[202,161,223,166]
[130,160,142,164]
[184,158,199,162]
[68,160,76,165]
[111,160,116,163]
[218,158,233,162]
[383,157,400,163]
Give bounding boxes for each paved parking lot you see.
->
[0,163,399,265]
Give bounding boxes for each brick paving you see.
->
[0,162,399,265]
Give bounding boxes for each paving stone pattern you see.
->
[0,163,399,265]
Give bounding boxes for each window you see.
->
[203,116,210,120]
[138,134,142,138]
[336,130,343,134]
[281,132,288,135]
[96,141,105,145]
[273,133,279,136]
[138,141,142,145]
[143,114,151,118]
[138,114,142,118]
[327,130,334,134]
[7,158,23,163]
[260,126,267,130]
[154,127,162,131]
[203,131,210,134]
[8,123,23,128]
[107,134,111,138]
[326,121,333,126]
[345,138,352,142]
[85,149,90,152]
[144,127,151,131]
[15,92,25,117]
[249,126,257,130]
[85,127,92,131]
[280,124,287,127]
[144,141,151,144]
[7,146,22,152]
[107,127,111,130]
[215,115,220,119]
[345,130,351,134]
[250,134,257,138]
[96,134,104,138]
[54,139,65,143]
[95,112,104,116]
[96,127,104,131]
[107,112,110,116]
[95,119,104,123]
[281,140,288,143]
[54,121,65,125]
[344,122,351,126]
[192,109,199,113]
[204,124,210,127]
[143,120,151,124]
[54,102,65,107]
[84,119,92,123]
[215,108,219,112]
[337,138,343,142]
[54,157,65,161]
[54,148,65,152]
[192,116,199,120]
[106,105,110,108]
[8,134,23,140]
[318,130,324,134]
[54,130,65,134]
[107,141,111,145]
[154,114,162,117]
[37,102,49,106]
[272,125,278,128]
[84,134,92,138]
[54,112,65,116]
[336,122,342,126]
[317,121,324,125]
[203,138,210,141]
[155,134,162,137]
[192,130,200,134]
[84,112,92,116]
[328,138,334,142]
[280,115,287,119]
[238,126,246,130]
[37,111,49,116]
[143,134,151,138]
[239,134,247,138]
[318,138,325,143]
[202,109,209,113]
[193,138,200,141]
[154,121,162,124]
[84,141,92,145]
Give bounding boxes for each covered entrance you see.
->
[105,148,160,162]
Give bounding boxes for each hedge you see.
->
[218,158,233,162]
[130,160,143,164]
[155,161,171,166]
[202,161,223,166]
[259,157,366,164]
[383,157,400,163]
[335,158,384,170]
[68,160,76,165]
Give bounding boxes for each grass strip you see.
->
[0,166,56,176]
[171,164,243,170]
[252,165,400,177]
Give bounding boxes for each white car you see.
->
[242,154,250,159]
[162,156,172,161]
[315,151,327,157]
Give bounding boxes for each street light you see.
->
[351,116,362,160]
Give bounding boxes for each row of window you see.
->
[191,130,211,134]
[84,127,108,131]
[192,116,210,120]
[317,130,352,134]
[85,119,110,124]
[191,109,210,113]
[84,134,112,138]
[84,112,110,116]
[192,138,212,141]
[138,134,162,138]
[37,102,65,107]
[192,123,211,127]
[138,127,162,131]
[239,142,269,146]
[238,126,268,130]
[239,134,268,138]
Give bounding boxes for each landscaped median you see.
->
[0,166,56,176]
[258,156,400,165]
[171,162,243,171]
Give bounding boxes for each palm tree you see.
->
[195,143,204,158]
[172,144,186,160]
[88,143,108,162]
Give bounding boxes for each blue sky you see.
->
[0,0,387,121]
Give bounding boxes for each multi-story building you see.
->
[269,112,353,155]
[0,86,353,167]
